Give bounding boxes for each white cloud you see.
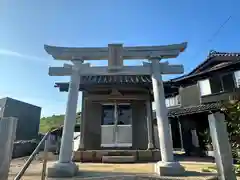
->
[0,49,48,62]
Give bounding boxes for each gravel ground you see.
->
[8,160,217,179]
[6,154,232,180]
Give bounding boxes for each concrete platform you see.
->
[8,159,217,179]
[73,149,161,162]
[102,155,135,163]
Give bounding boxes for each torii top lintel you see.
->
[44,42,187,61]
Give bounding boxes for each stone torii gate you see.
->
[45,42,187,178]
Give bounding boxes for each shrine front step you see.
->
[73,150,161,163]
[102,155,135,163]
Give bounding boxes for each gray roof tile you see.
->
[80,75,152,85]
[170,51,240,82]
[166,102,222,117]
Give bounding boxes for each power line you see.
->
[191,15,232,59]
[207,15,232,43]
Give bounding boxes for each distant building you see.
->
[0,97,41,141]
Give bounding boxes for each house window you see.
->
[209,74,235,93]
[203,73,235,94]
[199,73,236,96]
[102,105,114,125]
[101,103,132,125]
[209,76,223,93]
[118,105,132,125]
[198,79,211,96]
[221,73,235,92]
[234,70,240,88]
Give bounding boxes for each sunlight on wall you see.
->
[152,102,156,110]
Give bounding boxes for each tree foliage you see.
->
[39,112,81,133]
[223,101,240,161]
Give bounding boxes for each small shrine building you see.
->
[45,43,187,177]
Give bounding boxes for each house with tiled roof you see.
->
[160,50,240,156]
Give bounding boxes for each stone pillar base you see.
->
[47,161,79,178]
[154,161,185,176]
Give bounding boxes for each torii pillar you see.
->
[151,58,185,175]
[47,62,82,177]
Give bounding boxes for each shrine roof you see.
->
[81,75,152,84]
[166,102,222,117]
[55,75,152,91]
[54,75,178,93]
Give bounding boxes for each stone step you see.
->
[102,155,135,163]
[105,151,134,156]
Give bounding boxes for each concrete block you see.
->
[0,117,18,180]
[72,151,81,162]
[81,151,94,162]
[95,150,108,162]
[208,112,237,180]
[154,161,185,176]
[137,150,153,161]
[47,161,78,178]
[152,150,161,161]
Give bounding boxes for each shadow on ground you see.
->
[174,154,215,163]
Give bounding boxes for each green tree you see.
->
[223,100,240,161]
[39,112,81,133]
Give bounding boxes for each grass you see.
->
[39,113,81,133]
[201,164,240,176]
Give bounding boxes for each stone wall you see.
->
[73,149,161,162]
[12,139,38,158]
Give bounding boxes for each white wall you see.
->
[101,125,132,147]
[198,79,212,96]
[165,95,180,107]
[234,70,240,88]
[73,132,81,151]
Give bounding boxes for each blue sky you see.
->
[0,0,239,117]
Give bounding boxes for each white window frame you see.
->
[198,79,212,96]
[234,70,240,88]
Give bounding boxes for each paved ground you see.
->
[8,156,219,180]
